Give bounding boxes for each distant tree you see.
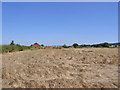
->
[72,43,79,48]
[63,44,68,48]
[101,42,109,47]
[41,44,44,47]
[16,44,21,46]
[80,44,87,47]
[91,42,110,47]
[10,40,15,45]
[91,44,102,47]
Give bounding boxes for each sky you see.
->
[2,2,118,46]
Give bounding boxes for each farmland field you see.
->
[2,48,118,88]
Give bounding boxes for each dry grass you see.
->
[2,48,118,88]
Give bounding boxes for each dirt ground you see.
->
[2,48,118,88]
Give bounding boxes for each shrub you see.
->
[63,44,69,48]
[101,42,110,47]
[41,44,44,47]
[2,44,31,53]
[72,43,79,48]
[10,40,15,45]
[91,42,110,48]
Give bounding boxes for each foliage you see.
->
[91,42,110,48]
[1,40,117,54]
[72,43,79,48]
[10,40,15,45]
[80,44,91,47]
[71,42,116,48]
[41,44,44,47]
[63,44,69,48]
[2,44,31,53]
[101,42,110,47]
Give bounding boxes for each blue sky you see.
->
[2,2,118,46]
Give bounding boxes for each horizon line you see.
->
[1,41,119,46]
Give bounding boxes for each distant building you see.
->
[32,43,41,48]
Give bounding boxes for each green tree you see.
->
[63,44,68,48]
[41,44,44,47]
[102,42,109,47]
[72,43,79,48]
[10,40,15,45]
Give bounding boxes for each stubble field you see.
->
[2,48,118,88]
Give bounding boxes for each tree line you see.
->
[62,42,118,48]
[0,40,118,53]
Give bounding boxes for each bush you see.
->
[17,45,23,51]
[10,40,15,45]
[101,42,110,47]
[41,44,44,47]
[72,43,79,48]
[2,44,31,53]
[63,44,69,48]
[91,42,110,48]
